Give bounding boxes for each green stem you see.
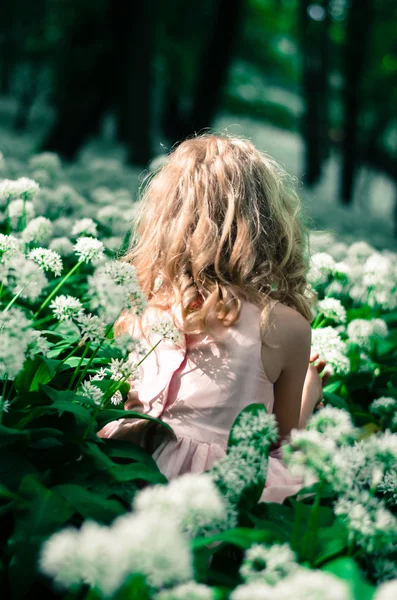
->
[302,482,324,564]
[67,342,91,391]
[32,314,55,327]
[103,339,163,405]
[33,259,83,319]
[0,281,4,300]
[3,285,27,312]
[74,319,119,389]
[312,313,327,329]
[292,500,303,554]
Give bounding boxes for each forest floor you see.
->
[0,95,395,252]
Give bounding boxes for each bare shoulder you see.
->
[261,302,311,382]
[272,302,312,367]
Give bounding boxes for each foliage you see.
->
[0,158,396,599]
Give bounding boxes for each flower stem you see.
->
[3,285,27,312]
[67,342,91,391]
[301,482,324,564]
[33,259,83,319]
[292,499,303,554]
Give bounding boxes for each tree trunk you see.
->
[339,0,372,204]
[178,0,244,141]
[299,0,330,187]
[111,0,155,166]
[40,2,112,159]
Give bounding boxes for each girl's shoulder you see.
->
[270,301,311,347]
[259,300,311,383]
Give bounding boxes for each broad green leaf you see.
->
[0,450,37,491]
[313,522,349,566]
[96,409,173,433]
[322,557,376,600]
[0,424,29,448]
[101,438,158,468]
[110,463,167,484]
[53,484,125,523]
[192,527,279,550]
[9,475,74,598]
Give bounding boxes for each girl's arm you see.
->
[272,309,312,438]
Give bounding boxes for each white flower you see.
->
[378,470,397,506]
[374,580,397,600]
[50,295,83,321]
[108,357,135,381]
[39,527,83,589]
[308,253,336,285]
[347,319,388,351]
[77,313,106,343]
[230,581,274,600]
[29,152,61,175]
[240,543,298,585]
[111,512,193,590]
[316,298,346,324]
[0,177,39,202]
[283,429,337,484]
[155,583,215,600]
[211,444,265,503]
[5,255,48,301]
[347,241,375,263]
[113,333,145,359]
[79,381,103,406]
[370,397,397,420]
[74,237,105,263]
[52,217,73,237]
[110,390,123,406]
[29,248,63,277]
[150,315,183,345]
[21,216,53,244]
[71,218,98,238]
[103,236,122,252]
[0,397,11,413]
[0,234,22,260]
[232,411,278,447]
[8,198,35,227]
[329,242,348,261]
[49,236,74,257]
[0,308,32,379]
[134,473,228,537]
[311,327,350,376]
[306,406,357,443]
[88,260,146,323]
[275,569,351,600]
[334,490,397,553]
[26,330,50,359]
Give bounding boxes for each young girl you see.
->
[99,134,329,503]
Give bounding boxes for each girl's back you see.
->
[99,134,324,502]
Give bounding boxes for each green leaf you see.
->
[110,463,167,484]
[192,527,278,550]
[96,409,173,433]
[101,438,158,469]
[52,484,125,523]
[313,522,349,566]
[0,424,29,448]
[82,441,116,471]
[8,475,74,598]
[0,450,37,490]
[323,391,350,410]
[30,357,61,390]
[322,557,376,600]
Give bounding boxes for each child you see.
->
[99,134,329,503]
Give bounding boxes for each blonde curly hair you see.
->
[117,134,315,340]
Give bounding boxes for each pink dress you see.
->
[99,300,303,503]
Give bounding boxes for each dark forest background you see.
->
[0,0,396,231]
